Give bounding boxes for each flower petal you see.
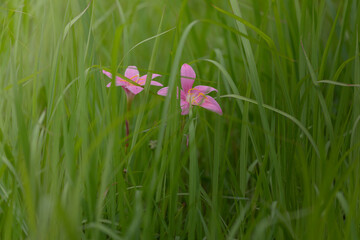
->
[103,70,128,87]
[157,87,184,97]
[181,100,190,115]
[193,85,218,94]
[198,95,222,115]
[102,70,113,79]
[126,85,143,95]
[106,80,128,87]
[157,87,169,96]
[125,66,139,80]
[102,70,123,81]
[181,63,196,93]
[137,79,163,87]
[140,73,162,80]
[150,80,163,86]
[180,90,186,101]
[137,74,162,85]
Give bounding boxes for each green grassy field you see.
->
[1,0,360,239]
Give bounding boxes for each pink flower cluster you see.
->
[103,64,222,115]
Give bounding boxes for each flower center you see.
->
[187,88,207,105]
[121,75,139,85]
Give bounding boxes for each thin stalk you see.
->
[123,97,138,190]
[125,98,132,152]
[188,106,199,240]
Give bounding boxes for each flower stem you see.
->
[187,106,199,240]
[125,119,130,149]
[125,98,132,153]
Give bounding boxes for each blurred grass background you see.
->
[0,0,359,239]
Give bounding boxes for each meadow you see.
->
[0,0,360,239]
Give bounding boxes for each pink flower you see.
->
[103,66,163,100]
[157,64,222,115]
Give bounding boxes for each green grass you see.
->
[0,0,360,239]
